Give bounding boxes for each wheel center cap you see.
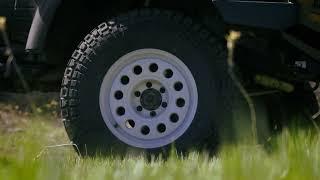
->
[140,88,162,111]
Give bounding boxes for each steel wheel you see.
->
[99,49,198,148]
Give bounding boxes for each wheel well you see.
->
[44,0,222,66]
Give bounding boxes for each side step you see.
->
[212,0,298,30]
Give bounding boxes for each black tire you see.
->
[60,9,234,156]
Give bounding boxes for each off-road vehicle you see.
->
[1,0,320,156]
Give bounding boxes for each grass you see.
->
[0,98,320,180]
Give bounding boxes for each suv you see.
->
[1,0,319,156]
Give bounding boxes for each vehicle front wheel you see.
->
[60,10,234,156]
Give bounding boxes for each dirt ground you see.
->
[0,92,60,133]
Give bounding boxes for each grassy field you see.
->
[0,93,320,180]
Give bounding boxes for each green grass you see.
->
[0,108,320,180]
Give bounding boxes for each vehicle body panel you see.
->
[213,0,298,29]
[25,0,302,51]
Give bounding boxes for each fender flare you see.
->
[26,0,62,51]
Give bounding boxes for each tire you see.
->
[60,9,234,156]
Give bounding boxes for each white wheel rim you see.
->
[99,49,198,148]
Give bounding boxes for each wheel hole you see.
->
[164,69,173,78]
[125,119,135,129]
[160,87,165,93]
[141,126,150,135]
[174,82,183,91]
[133,65,142,75]
[176,98,185,107]
[121,76,130,85]
[170,113,179,123]
[136,106,143,112]
[157,123,166,133]
[150,111,156,117]
[134,91,141,97]
[114,91,123,100]
[161,102,167,108]
[116,107,125,116]
[149,63,158,72]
